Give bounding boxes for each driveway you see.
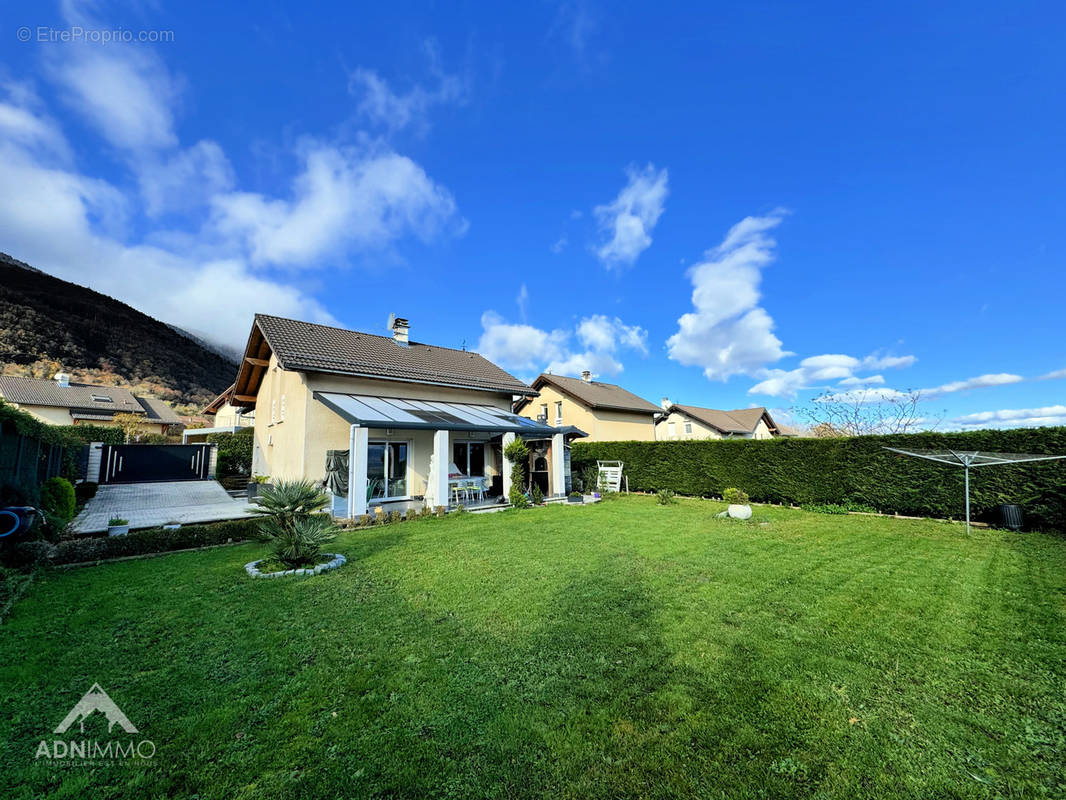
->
[72,481,257,534]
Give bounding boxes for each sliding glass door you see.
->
[368,440,409,500]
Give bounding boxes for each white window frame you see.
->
[368,438,413,503]
[684,421,692,434]
[270,399,276,424]
[667,421,676,437]
[554,401,563,425]
[279,394,286,421]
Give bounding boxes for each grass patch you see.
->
[1,495,1064,798]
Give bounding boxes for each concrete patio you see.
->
[72,481,256,534]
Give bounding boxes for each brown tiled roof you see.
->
[252,315,534,396]
[135,395,183,424]
[0,375,181,424]
[670,404,778,435]
[518,374,661,415]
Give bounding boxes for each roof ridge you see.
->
[255,313,489,360]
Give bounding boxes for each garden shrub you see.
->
[40,477,76,524]
[74,481,98,508]
[504,438,531,509]
[656,489,676,505]
[572,426,1066,531]
[723,488,749,505]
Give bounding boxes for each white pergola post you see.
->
[551,432,566,498]
[347,425,369,519]
[501,431,515,500]
[432,429,450,509]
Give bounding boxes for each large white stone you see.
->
[727,504,752,520]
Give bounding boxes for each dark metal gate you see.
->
[99,444,213,484]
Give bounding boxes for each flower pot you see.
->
[592,492,601,499]
[108,524,130,537]
[727,504,752,520]
[246,482,259,500]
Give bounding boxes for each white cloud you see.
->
[928,373,1023,394]
[863,353,917,370]
[476,312,568,373]
[47,33,179,152]
[839,374,885,386]
[576,315,648,355]
[476,311,646,377]
[951,405,1066,429]
[0,7,461,347]
[1038,367,1066,381]
[516,284,529,322]
[667,210,789,380]
[749,350,915,398]
[593,163,668,268]
[211,141,463,266]
[348,42,467,133]
[550,235,568,254]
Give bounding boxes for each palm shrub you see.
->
[504,438,531,509]
[251,480,337,567]
[656,488,676,505]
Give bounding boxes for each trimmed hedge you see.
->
[27,518,260,567]
[572,427,1066,531]
[207,427,253,478]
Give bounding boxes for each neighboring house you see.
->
[183,384,256,443]
[0,373,182,435]
[513,372,661,442]
[229,314,584,517]
[655,400,781,440]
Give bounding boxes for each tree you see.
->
[111,412,151,443]
[798,388,939,437]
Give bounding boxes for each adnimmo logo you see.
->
[35,684,155,765]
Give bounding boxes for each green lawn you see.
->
[2,496,1064,799]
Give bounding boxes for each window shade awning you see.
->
[314,392,561,435]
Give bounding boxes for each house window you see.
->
[554,401,563,425]
[270,399,276,424]
[368,440,409,500]
[667,421,676,437]
[90,394,113,403]
[684,421,692,434]
[452,441,485,477]
[539,403,548,421]
[280,394,286,421]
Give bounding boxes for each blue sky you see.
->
[1,1,1063,429]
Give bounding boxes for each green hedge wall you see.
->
[572,427,1066,531]
[207,428,253,478]
[46,518,260,566]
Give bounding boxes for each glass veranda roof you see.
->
[314,392,560,434]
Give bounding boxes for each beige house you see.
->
[230,314,583,516]
[514,372,660,442]
[655,401,781,441]
[0,373,181,435]
[183,384,255,442]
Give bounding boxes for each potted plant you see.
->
[162,520,181,531]
[107,517,130,536]
[247,474,270,500]
[568,491,583,504]
[723,488,752,519]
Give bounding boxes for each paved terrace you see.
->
[73,481,257,534]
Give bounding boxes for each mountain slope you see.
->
[0,253,238,411]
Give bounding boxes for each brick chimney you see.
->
[54,372,71,388]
